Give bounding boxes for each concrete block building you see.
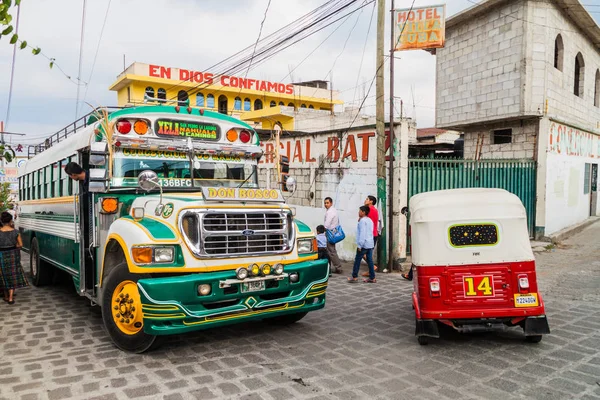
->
[436,0,600,237]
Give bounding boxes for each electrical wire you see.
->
[301,0,417,197]
[165,0,372,102]
[81,0,112,107]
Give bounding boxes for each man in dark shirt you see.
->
[64,162,89,194]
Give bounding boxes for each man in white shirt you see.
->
[323,197,343,274]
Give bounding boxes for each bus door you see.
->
[77,151,96,297]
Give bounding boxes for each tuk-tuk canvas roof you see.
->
[409,189,534,266]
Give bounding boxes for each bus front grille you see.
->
[180,210,294,258]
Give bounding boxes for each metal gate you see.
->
[408,158,537,236]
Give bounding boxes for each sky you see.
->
[1,0,600,149]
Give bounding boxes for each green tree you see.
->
[1,0,41,55]
[0,182,13,213]
[0,143,15,163]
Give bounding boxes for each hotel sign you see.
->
[393,5,445,51]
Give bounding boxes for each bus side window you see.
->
[32,171,37,200]
[47,165,54,198]
[54,163,60,197]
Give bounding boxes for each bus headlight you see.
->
[154,247,174,263]
[273,263,284,275]
[260,264,271,276]
[297,238,314,254]
[236,267,249,280]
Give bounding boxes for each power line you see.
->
[165,0,372,102]
[302,0,417,197]
[81,0,112,108]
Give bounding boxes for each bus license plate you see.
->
[514,293,539,307]
[242,280,265,293]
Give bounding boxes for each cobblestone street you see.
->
[1,223,599,400]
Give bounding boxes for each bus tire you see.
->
[101,263,157,353]
[266,312,308,325]
[29,237,53,286]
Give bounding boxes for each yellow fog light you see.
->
[132,247,152,264]
[236,267,249,280]
[261,264,271,276]
[273,263,284,275]
[198,284,212,296]
[249,263,260,276]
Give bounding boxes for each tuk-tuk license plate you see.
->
[242,280,265,293]
[514,293,539,307]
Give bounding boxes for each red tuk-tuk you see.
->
[409,188,550,345]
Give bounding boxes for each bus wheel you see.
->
[29,238,53,286]
[101,263,157,353]
[266,312,308,325]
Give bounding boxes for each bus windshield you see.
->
[111,149,258,189]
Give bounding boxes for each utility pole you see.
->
[375,0,387,269]
[388,0,396,273]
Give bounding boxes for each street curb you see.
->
[548,216,600,243]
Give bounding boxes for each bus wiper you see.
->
[237,168,256,189]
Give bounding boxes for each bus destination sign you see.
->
[155,119,220,141]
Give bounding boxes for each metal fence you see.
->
[408,158,537,236]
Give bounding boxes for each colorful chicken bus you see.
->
[18,105,328,353]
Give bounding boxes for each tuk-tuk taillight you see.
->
[429,278,441,297]
[518,274,530,293]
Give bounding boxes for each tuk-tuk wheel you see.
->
[525,335,542,343]
[417,336,429,345]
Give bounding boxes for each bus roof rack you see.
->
[28,107,122,158]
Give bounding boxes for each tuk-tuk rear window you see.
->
[449,224,498,247]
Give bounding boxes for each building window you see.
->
[301,104,307,108]
[574,52,585,98]
[288,102,294,108]
[218,95,228,114]
[270,101,276,107]
[145,86,155,100]
[207,94,215,108]
[157,88,166,103]
[595,70,600,107]
[279,101,284,106]
[309,105,314,109]
[554,35,564,71]
[196,93,205,107]
[244,98,251,111]
[492,128,512,144]
[177,90,189,106]
[254,99,263,110]
[584,163,591,194]
[234,97,242,111]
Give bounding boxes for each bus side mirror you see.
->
[90,142,108,166]
[89,168,108,193]
[285,176,297,194]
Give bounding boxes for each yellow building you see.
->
[109,62,343,130]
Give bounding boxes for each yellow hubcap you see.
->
[111,280,143,335]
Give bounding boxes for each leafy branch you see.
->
[0,0,41,56]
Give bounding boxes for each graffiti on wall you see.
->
[548,122,600,158]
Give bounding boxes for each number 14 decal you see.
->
[463,276,494,297]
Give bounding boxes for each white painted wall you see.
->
[544,120,600,235]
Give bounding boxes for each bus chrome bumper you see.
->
[135,258,328,335]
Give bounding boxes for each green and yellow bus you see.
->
[18,105,328,352]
